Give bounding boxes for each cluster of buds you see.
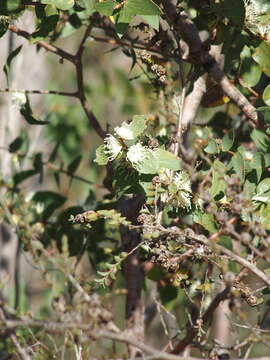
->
[139,50,167,84]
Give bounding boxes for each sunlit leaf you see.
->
[204,139,219,154]
[253,41,270,77]
[41,0,74,10]
[263,84,270,106]
[221,129,235,151]
[94,145,110,165]
[251,129,270,152]
[115,115,147,140]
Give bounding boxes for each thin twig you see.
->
[0,88,77,97]
[75,26,106,139]
[171,285,231,354]
[10,334,32,360]
[8,25,75,63]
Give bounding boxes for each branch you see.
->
[182,74,207,128]
[8,25,75,63]
[172,286,231,354]
[10,334,31,360]
[183,229,270,287]
[75,26,106,139]
[161,3,260,127]
[8,23,106,139]
[0,88,77,97]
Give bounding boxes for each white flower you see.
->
[170,171,192,209]
[11,91,27,106]
[115,122,134,140]
[244,0,270,39]
[126,143,148,165]
[104,135,122,161]
[174,171,192,193]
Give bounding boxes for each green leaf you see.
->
[223,0,245,27]
[9,136,23,153]
[0,21,8,38]
[204,139,219,154]
[240,46,262,87]
[113,166,140,197]
[263,84,270,106]
[250,152,265,182]
[94,0,115,16]
[209,160,227,199]
[193,212,219,233]
[117,0,162,23]
[253,41,270,77]
[94,145,109,165]
[127,144,180,174]
[32,191,66,219]
[231,152,245,181]
[115,115,147,140]
[257,178,270,194]
[219,235,232,250]
[31,5,59,41]
[13,169,38,186]
[41,0,74,10]
[258,204,270,230]
[0,0,21,14]
[154,148,180,171]
[141,15,159,30]
[67,155,82,174]
[221,129,234,151]
[3,45,22,84]
[76,0,95,14]
[20,96,50,125]
[124,0,162,15]
[127,144,158,174]
[33,153,44,184]
[251,129,270,152]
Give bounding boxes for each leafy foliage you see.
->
[2,0,270,359]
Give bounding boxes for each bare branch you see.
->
[172,285,231,354]
[75,26,106,139]
[8,25,76,63]
[0,88,77,97]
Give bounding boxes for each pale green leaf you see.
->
[141,15,159,30]
[231,152,245,181]
[250,152,265,182]
[193,212,219,233]
[94,145,109,165]
[257,178,270,194]
[127,143,158,174]
[251,129,270,152]
[263,84,270,106]
[253,41,270,77]
[209,160,227,198]
[154,148,180,171]
[204,139,219,154]
[94,0,114,15]
[41,0,74,10]
[118,0,162,23]
[221,129,235,151]
[115,115,147,140]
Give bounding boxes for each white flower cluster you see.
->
[170,171,192,210]
[244,0,270,41]
[103,135,122,161]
